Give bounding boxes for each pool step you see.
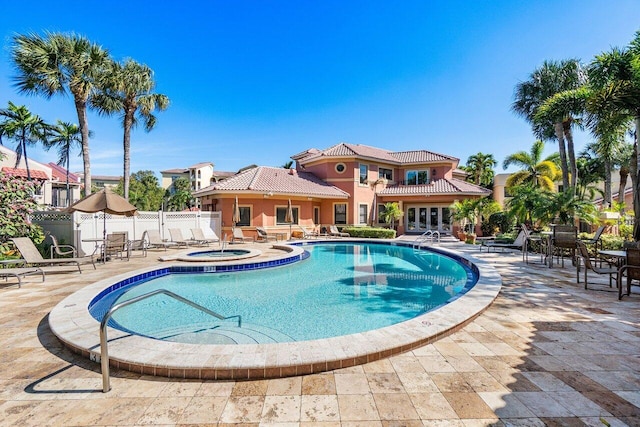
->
[147,322,295,344]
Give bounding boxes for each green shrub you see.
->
[0,173,44,257]
[340,227,396,239]
[488,212,513,234]
[619,223,633,240]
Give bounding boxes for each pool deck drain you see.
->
[48,239,501,380]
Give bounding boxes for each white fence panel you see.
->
[32,210,221,256]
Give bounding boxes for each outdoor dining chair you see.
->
[576,240,618,289]
[619,248,640,300]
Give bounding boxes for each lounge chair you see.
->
[49,234,77,258]
[145,230,179,251]
[0,267,45,288]
[329,225,349,238]
[191,228,220,245]
[232,228,254,243]
[576,240,618,289]
[480,229,526,253]
[255,227,277,242]
[11,237,95,272]
[169,228,193,247]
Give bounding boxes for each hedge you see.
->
[340,227,396,239]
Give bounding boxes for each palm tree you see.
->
[91,59,169,200]
[11,32,110,195]
[502,140,560,191]
[614,141,634,204]
[0,102,49,179]
[586,33,640,238]
[462,152,496,187]
[512,59,585,190]
[44,121,85,206]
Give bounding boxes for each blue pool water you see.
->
[90,242,475,344]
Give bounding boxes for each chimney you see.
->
[289,168,297,175]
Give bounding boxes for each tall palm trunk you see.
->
[554,122,569,190]
[633,117,640,240]
[65,154,71,206]
[618,166,629,204]
[19,129,31,180]
[563,121,577,189]
[604,159,612,208]
[122,107,134,200]
[75,98,92,196]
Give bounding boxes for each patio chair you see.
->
[128,235,148,257]
[576,240,618,289]
[191,228,220,245]
[232,228,254,243]
[580,226,606,266]
[329,225,349,238]
[49,234,77,259]
[11,237,95,273]
[0,266,45,288]
[480,229,526,253]
[619,248,640,300]
[169,228,193,247]
[144,230,179,251]
[551,225,577,267]
[255,227,277,242]
[103,232,129,261]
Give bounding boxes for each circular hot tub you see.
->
[176,248,261,262]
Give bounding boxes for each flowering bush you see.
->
[0,173,44,256]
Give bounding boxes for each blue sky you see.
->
[1,1,639,178]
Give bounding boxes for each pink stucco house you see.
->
[194,142,490,238]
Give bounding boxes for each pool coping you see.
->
[48,239,502,380]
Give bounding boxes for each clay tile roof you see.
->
[391,150,458,163]
[299,143,399,164]
[195,166,349,198]
[48,163,80,183]
[379,178,491,196]
[1,167,49,180]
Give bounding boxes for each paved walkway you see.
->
[0,240,639,426]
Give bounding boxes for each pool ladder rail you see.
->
[99,289,241,392]
[413,230,440,249]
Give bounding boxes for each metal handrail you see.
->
[99,289,241,392]
[413,230,440,249]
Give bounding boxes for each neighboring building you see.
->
[76,174,122,190]
[194,142,490,238]
[0,145,82,208]
[160,162,235,194]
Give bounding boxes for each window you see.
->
[276,206,299,224]
[379,168,392,180]
[406,170,429,185]
[313,207,320,225]
[378,204,386,223]
[359,164,368,185]
[359,204,368,224]
[237,206,251,226]
[334,203,347,224]
[335,163,346,173]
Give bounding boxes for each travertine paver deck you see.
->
[1,238,639,426]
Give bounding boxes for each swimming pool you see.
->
[89,242,474,344]
[49,239,501,380]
